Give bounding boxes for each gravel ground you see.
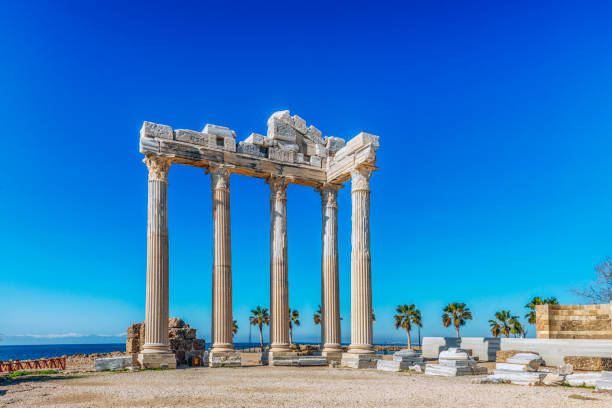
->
[1,366,610,408]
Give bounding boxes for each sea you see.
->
[0,342,405,361]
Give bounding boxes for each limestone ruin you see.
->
[425,348,487,377]
[138,110,379,368]
[536,302,612,339]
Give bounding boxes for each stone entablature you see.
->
[536,303,612,339]
[139,110,379,187]
[138,110,380,368]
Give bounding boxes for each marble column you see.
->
[209,165,234,352]
[348,167,375,354]
[142,155,171,354]
[267,176,291,353]
[319,184,342,354]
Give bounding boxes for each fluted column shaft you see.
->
[268,176,291,352]
[143,155,171,353]
[349,167,375,354]
[319,185,342,353]
[210,165,234,352]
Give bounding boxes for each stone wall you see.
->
[127,318,206,365]
[536,303,612,339]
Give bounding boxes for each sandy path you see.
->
[1,366,610,408]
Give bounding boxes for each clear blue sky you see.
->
[2,1,612,345]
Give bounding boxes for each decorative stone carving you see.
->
[143,155,171,182]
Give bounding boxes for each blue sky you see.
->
[2,1,612,345]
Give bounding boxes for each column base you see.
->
[211,343,235,353]
[262,351,298,366]
[137,352,177,369]
[321,350,343,363]
[348,344,376,354]
[209,351,241,368]
[341,352,381,369]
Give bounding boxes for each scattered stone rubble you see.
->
[425,348,487,377]
[481,352,548,385]
[377,349,426,372]
[127,318,205,365]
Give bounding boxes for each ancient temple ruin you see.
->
[138,110,379,368]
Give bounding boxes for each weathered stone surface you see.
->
[500,338,612,366]
[94,356,133,371]
[141,121,173,140]
[310,156,322,167]
[542,373,565,385]
[306,126,324,145]
[138,352,177,369]
[425,364,487,377]
[168,318,185,328]
[566,372,601,387]
[209,351,241,368]
[505,353,544,371]
[496,349,526,363]
[245,132,266,146]
[174,129,208,146]
[192,339,206,351]
[326,136,345,152]
[596,371,612,390]
[559,363,574,375]
[341,353,381,369]
[564,356,612,371]
[203,124,236,139]
[536,302,612,340]
[237,142,265,157]
[487,370,548,385]
[269,147,296,163]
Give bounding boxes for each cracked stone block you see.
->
[141,121,173,140]
[325,136,345,152]
[269,147,296,163]
[341,353,381,369]
[310,156,322,167]
[277,140,299,152]
[224,137,236,152]
[306,126,324,145]
[174,129,209,146]
[237,142,265,157]
[293,115,307,133]
[315,144,327,157]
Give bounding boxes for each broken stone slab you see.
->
[141,121,173,140]
[596,371,612,391]
[94,356,133,371]
[392,349,425,365]
[564,356,612,371]
[495,362,537,372]
[425,364,487,377]
[341,353,381,369]
[209,351,241,368]
[174,129,209,146]
[439,348,471,360]
[203,124,236,139]
[377,359,426,372]
[487,370,548,385]
[297,356,328,366]
[565,372,602,387]
[505,353,544,371]
[558,363,573,375]
[542,373,566,386]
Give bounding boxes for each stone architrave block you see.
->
[310,156,322,168]
[306,126,324,145]
[139,135,159,153]
[95,356,133,371]
[315,144,327,157]
[268,119,297,142]
[276,140,300,152]
[223,137,236,152]
[269,147,296,163]
[203,124,236,139]
[245,133,266,146]
[237,142,265,157]
[141,121,173,140]
[325,136,346,152]
[174,129,209,146]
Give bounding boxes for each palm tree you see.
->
[489,310,518,337]
[289,308,301,346]
[249,306,270,350]
[314,305,321,326]
[509,317,525,338]
[524,297,558,325]
[441,302,472,337]
[232,320,238,337]
[394,304,422,349]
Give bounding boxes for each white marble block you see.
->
[341,353,381,369]
[596,371,612,391]
[505,353,543,370]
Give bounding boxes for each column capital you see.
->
[267,175,288,201]
[143,155,171,182]
[207,163,231,191]
[350,167,373,193]
[317,184,342,209]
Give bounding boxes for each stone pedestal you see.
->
[209,350,241,367]
[268,176,291,353]
[377,349,426,372]
[322,350,343,363]
[137,352,177,369]
[341,352,381,369]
